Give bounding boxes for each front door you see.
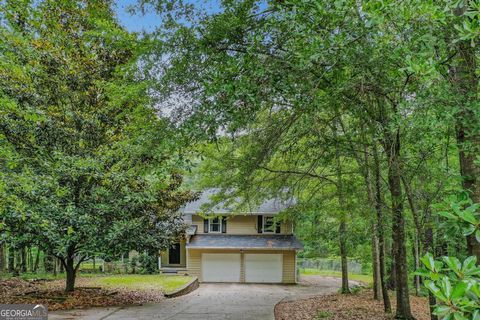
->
[168,243,181,264]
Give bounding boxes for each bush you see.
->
[138,253,158,274]
[417,253,480,320]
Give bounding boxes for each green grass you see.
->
[315,310,333,319]
[84,274,194,293]
[300,268,373,286]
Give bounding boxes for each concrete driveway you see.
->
[50,276,353,320]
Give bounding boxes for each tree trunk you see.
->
[59,258,65,273]
[373,139,392,313]
[64,257,76,293]
[20,246,27,273]
[33,250,40,272]
[363,141,381,300]
[28,248,33,272]
[423,208,438,320]
[63,246,80,293]
[402,177,422,296]
[371,227,381,300]
[412,235,420,295]
[8,245,15,273]
[335,122,350,294]
[383,130,413,320]
[0,242,5,272]
[339,221,349,293]
[44,254,55,273]
[450,5,480,261]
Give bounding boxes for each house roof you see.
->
[180,188,295,215]
[186,225,197,236]
[186,234,303,250]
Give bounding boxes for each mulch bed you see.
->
[0,278,164,311]
[275,290,431,320]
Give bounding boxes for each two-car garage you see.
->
[187,234,301,284]
[201,253,283,283]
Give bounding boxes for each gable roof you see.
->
[180,188,295,215]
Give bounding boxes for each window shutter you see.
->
[204,219,209,233]
[257,215,263,233]
[221,217,227,233]
[275,222,281,234]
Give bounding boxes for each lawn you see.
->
[85,274,194,293]
[300,268,373,286]
[1,274,195,311]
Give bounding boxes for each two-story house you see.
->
[159,189,302,284]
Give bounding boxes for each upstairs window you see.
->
[258,215,281,234]
[263,216,275,233]
[209,217,221,233]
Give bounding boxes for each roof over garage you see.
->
[186,234,303,250]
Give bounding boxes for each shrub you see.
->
[417,253,480,320]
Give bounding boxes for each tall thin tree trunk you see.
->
[371,227,381,300]
[20,247,26,272]
[373,139,392,313]
[386,242,396,290]
[364,142,381,300]
[383,129,413,319]
[402,176,422,296]
[8,245,15,273]
[423,208,438,320]
[343,120,381,299]
[33,250,40,272]
[335,121,350,294]
[450,5,480,261]
[59,258,65,273]
[0,242,5,272]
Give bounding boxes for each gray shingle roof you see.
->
[186,225,197,236]
[186,234,303,250]
[180,188,295,215]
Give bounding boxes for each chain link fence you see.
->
[298,258,363,274]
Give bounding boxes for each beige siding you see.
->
[187,249,297,283]
[191,215,293,235]
[192,215,204,232]
[282,250,296,283]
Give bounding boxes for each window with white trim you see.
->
[209,217,221,233]
[263,215,275,233]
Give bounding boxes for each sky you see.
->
[114,0,162,33]
[114,0,225,33]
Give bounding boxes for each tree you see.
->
[0,0,195,291]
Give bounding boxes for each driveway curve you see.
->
[50,276,354,320]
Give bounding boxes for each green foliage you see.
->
[437,195,480,242]
[315,310,333,319]
[418,253,480,320]
[138,252,158,274]
[0,0,195,290]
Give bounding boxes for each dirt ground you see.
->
[275,289,431,320]
[0,278,164,311]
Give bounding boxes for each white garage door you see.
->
[245,254,283,283]
[202,253,241,282]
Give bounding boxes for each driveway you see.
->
[50,276,354,320]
